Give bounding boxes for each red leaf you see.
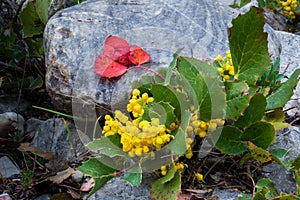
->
[103,35,131,65]
[94,55,128,78]
[128,45,151,65]
[94,35,151,78]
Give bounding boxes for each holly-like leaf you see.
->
[291,155,300,171]
[77,158,116,199]
[229,7,269,85]
[143,102,176,128]
[87,136,127,157]
[177,57,226,121]
[19,0,51,38]
[240,142,272,166]
[122,164,142,186]
[168,111,191,155]
[226,96,250,120]
[151,170,181,200]
[266,69,300,110]
[241,121,275,149]
[234,93,266,129]
[225,82,249,100]
[256,178,279,199]
[139,84,183,120]
[270,148,291,170]
[215,126,248,155]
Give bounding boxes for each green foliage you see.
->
[229,7,269,85]
[78,6,300,200]
[266,69,300,110]
[121,164,142,186]
[21,170,34,189]
[78,158,116,199]
[19,0,51,38]
[151,168,181,200]
[176,57,225,121]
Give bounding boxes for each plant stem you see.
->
[129,65,166,80]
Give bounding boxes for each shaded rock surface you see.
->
[0,156,20,178]
[29,118,88,163]
[88,173,156,200]
[262,126,300,194]
[275,31,300,117]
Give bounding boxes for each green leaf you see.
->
[151,171,181,200]
[234,93,266,128]
[143,102,176,128]
[19,2,44,38]
[291,156,300,171]
[266,109,285,122]
[226,96,250,119]
[225,82,249,100]
[158,165,176,184]
[87,136,127,157]
[241,121,275,149]
[35,0,51,24]
[266,69,300,110]
[177,57,226,121]
[77,158,116,199]
[168,110,191,155]
[240,142,272,166]
[256,178,279,199]
[28,74,43,89]
[139,84,183,120]
[165,48,182,86]
[270,148,291,170]
[215,126,248,155]
[19,0,51,38]
[122,164,142,186]
[229,7,269,85]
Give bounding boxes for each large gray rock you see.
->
[275,31,300,117]
[44,0,232,114]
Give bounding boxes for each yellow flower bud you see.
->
[216,55,222,62]
[195,173,203,181]
[132,89,140,97]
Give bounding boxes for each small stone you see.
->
[0,193,12,200]
[0,112,25,133]
[71,171,84,183]
[33,194,51,200]
[0,156,20,178]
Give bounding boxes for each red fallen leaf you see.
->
[102,36,131,65]
[129,45,151,65]
[94,54,128,78]
[94,35,151,78]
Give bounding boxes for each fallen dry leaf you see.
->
[67,189,81,199]
[17,143,55,160]
[48,167,75,184]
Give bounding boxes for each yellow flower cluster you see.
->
[215,50,235,81]
[195,172,203,181]
[160,162,188,176]
[185,113,225,159]
[102,89,177,157]
[278,0,298,19]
